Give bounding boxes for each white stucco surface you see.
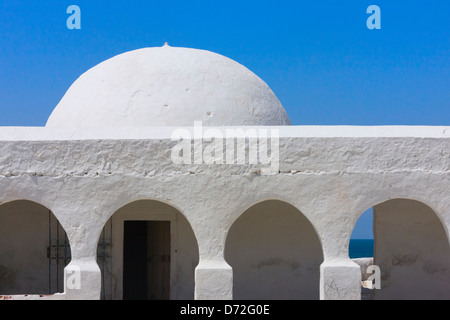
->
[225,200,323,300]
[373,199,450,300]
[0,201,54,295]
[0,125,448,300]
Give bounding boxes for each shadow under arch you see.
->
[350,197,450,300]
[97,199,200,300]
[225,199,324,300]
[0,199,71,296]
[227,196,325,250]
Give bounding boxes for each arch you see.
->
[350,197,450,300]
[353,194,449,243]
[95,197,195,246]
[97,199,200,300]
[350,195,449,252]
[225,196,324,250]
[225,199,324,300]
[0,199,71,296]
[103,197,189,226]
[0,196,60,222]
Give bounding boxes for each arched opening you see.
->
[351,198,450,300]
[350,207,375,300]
[97,200,199,300]
[0,200,71,296]
[225,200,323,300]
[350,208,374,259]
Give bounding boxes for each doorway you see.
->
[123,221,171,300]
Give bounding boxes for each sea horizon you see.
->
[349,239,374,259]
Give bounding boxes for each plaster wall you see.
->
[225,200,323,300]
[0,201,66,295]
[373,199,450,300]
[0,126,448,300]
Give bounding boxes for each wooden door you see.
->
[147,221,171,300]
[123,221,171,300]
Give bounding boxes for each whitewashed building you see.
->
[0,45,449,300]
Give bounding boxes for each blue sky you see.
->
[0,1,448,127]
[0,1,448,238]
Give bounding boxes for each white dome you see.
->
[46,44,291,128]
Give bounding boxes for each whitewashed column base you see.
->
[195,259,233,300]
[320,259,362,300]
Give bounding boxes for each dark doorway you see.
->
[123,221,171,300]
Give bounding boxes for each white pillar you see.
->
[63,210,103,300]
[195,258,233,300]
[64,259,101,300]
[320,259,361,300]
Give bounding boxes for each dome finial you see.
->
[163,42,170,47]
